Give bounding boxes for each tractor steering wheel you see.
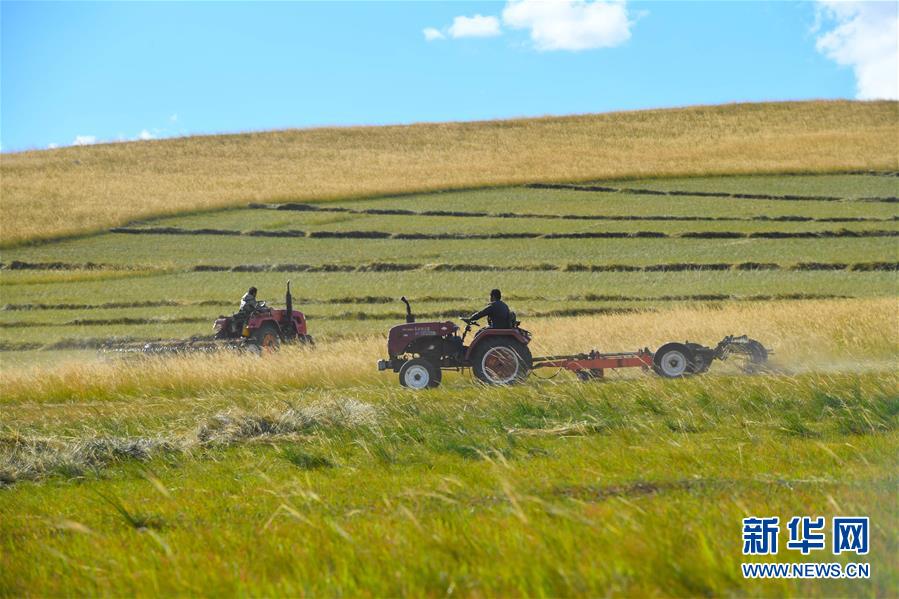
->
[460,317,480,328]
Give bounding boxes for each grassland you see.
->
[1,117,897,596]
[2,301,898,596]
[2,100,897,246]
[1,174,896,357]
[1,374,897,596]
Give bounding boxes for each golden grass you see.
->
[2,100,897,247]
[2,298,894,404]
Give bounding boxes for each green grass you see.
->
[329,183,899,215]
[126,213,899,235]
[2,373,897,596]
[4,234,897,270]
[600,173,898,198]
[2,270,895,308]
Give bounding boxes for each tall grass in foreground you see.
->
[1,298,895,404]
[2,369,897,484]
[2,100,897,246]
[1,370,897,595]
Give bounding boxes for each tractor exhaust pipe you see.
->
[284,280,294,334]
[401,296,415,323]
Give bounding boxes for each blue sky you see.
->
[1,1,896,152]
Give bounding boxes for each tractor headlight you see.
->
[242,325,251,337]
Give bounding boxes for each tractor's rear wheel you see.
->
[252,323,281,353]
[399,358,441,389]
[653,343,694,378]
[471,339,532,385]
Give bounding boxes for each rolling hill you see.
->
[1,100,896,247]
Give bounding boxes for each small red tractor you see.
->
[104,281,312,355]
[377,297,768,388]
[212,281,313,352]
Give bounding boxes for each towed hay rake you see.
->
[531,335,768,381]
[377,297,769,389]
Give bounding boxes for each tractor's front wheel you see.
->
[399,358,441,389]
[471,339,532,385]
[252,323,281,353]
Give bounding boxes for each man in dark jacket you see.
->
[468,289,513,328]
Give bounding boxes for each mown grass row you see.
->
[599,172,898,198]
[109,225,899,240]
[6,234,894,270]
[5,259,898,273]
[4,269,895,307]
[528,182,898,202]
[256,199,899,222]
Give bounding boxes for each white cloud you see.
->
[502,0,634,51]
[423,27,445,41]
[815,1,898,100]
[47,143,59,149]
[73,135,96,146]
[448,14,502,38]
[138,129,155,140]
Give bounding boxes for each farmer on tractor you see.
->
[468,288,513,329]
[234,286,260,328]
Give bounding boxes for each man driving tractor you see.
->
[467,288,513,329]
[234,286,259,328]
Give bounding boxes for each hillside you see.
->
[1,100,897,247]
[1,172,896,358]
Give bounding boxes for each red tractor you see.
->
[377,297,533,388]
[102,282,313,356]
[377,297,770,388]
[213,281,313,351]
